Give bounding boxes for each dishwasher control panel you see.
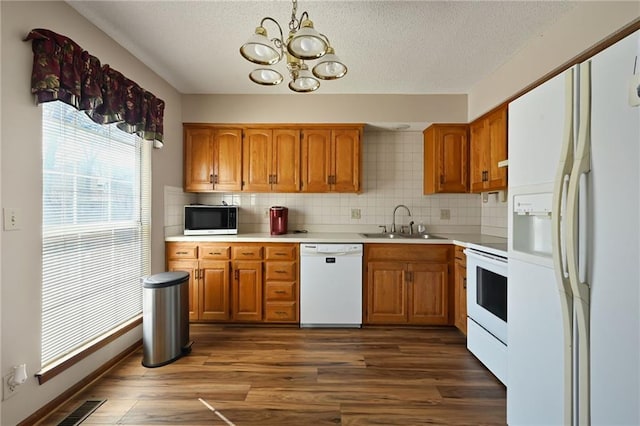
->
[300,244,363,255]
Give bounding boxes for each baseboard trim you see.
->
[21,340,141,426]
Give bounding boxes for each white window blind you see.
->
[41,101,151,367]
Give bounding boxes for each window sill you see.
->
[36,315,142,385]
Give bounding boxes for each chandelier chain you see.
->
[289,0,299,31]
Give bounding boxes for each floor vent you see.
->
[56,399,106,426]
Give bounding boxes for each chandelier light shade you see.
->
[249,68,284,85]
[288,67,320,93]
[239,0,346,93]
[240,27,282,65]
[287,20,327,60]
[312,47,348,80]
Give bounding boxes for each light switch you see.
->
[3,208,21,231]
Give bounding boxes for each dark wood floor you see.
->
[38,325,506,425]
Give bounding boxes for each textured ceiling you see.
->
[68,1,577,95]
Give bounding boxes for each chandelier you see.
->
[239,0,347,93]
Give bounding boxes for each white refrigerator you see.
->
[507,29,640,425]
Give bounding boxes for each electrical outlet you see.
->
[351,208,361,220]
[440,209,451,220]
[264,208,270,217]
[3,373,17,401]
[3,208,21,231]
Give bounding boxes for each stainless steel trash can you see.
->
[142,271,191,367]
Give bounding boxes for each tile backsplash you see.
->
[163,130,507,238]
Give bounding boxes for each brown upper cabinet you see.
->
[184,126,242,192]
[183,124,362,194]
[423,124,469,194]
[469,106,508,192]
[301,127,362,193]
[242,128,301,192]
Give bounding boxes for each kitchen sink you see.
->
[360,233,446,240]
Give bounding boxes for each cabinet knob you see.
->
[275,290,286,294]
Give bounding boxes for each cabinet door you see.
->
[214,128,242,191]
[232,260,263,321]
[469,120,488,193]
[184,126,214,192]
[366,261,407,324]
[167,259,199,321]
[469,106,508,193]
[437,126,468,193]
[454,260,467,334]
[272,129,301,192]
[486,107,508,190]
[301,128,332,192]
[242,129,272,192]
[200,260,230,321]
[424,125,468,194]
[408,262,449,325]
[332,129,361,192]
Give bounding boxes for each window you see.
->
[41,101,151,368]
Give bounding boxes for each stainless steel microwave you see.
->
[184,205,238,235]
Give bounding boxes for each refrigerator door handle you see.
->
[567,60,592,426]
[551,67,577,426]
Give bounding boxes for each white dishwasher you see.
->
[300,243,363,327]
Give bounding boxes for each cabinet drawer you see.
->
[200,244,230,260]
[232,246,263,260]
[265,245,296,260]
[264,302,297,322]
[265,261,296,281]
[265,282,296,301]
[166,243,198,259]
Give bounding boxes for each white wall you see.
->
[182,94,468,127]
[469,2,640,119]
[0,2,183,424]
[0,2,3,422]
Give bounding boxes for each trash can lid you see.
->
[142,271,189,288]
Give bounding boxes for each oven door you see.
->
[466,248,508,344]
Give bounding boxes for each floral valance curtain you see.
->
[25,28,165,148]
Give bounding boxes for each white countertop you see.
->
[166,231,507,252]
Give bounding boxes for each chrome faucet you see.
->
[391,204,412,233]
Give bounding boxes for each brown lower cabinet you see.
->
[364,244,453,325]
[166,242,298,323]
[454,245,467,334]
